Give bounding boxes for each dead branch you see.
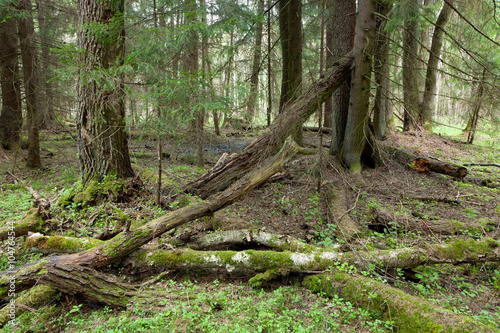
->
[392,149,468,178]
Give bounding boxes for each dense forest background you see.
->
[1,0,500,332]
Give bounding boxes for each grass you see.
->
[8,281,395,333]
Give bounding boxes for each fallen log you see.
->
[392,149,468,178]
[186,54,353,198]
[8,171,51,212]
[0,138,300,298]
[23,233,500,272]
[0,285,58,328]
[0,209,46,241]
[302,126,332,134]
[303,272,497,332]
[327,186,362,241]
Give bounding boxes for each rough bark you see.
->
[279,0,303,145]
[372,1,392,140]
[0,138,301,297]
[186,54,353,198]
[392,148,468,178]
[77,0,134,184]
[303,272,497,332]
[328,0,355,155]
[18,0,41,168]
[341,0,377,171]
[402,0,421,131]
[419,0,454,127]
[0,17,22,149]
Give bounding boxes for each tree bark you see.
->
[279,0,303,145]
[328,0,355,155]
[419,0,454,128]
[186,55,353,198]
[18,0,41,168]
[341,0,377,171]
[402,0,421,131]
[77,0,134,184]
[372,1,392,140]
[0,17,22,149]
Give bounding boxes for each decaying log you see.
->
[392,149,468,178]
[463,162,500,168]
[0,209,46,241]
[327,186,362,241]
[302,126,332,134]
[303,272,497,332]
[0,285,58,328]
[0,138,301,297]
[24,233,500,272]
[186,54,353,198]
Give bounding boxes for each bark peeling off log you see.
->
[303,272,497,332]
[392,149,467,178]
[0,138,300,297]
[175,229,324,252]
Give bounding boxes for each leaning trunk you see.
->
[186,55,353,198]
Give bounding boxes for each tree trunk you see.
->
[77,0,134,184]
[466,70,486,145]
[341,0,377,172]
[35,0,56,129]
[266,0,272,127]
[0,17,22,149]
[328,0,355,155]
[372,1,392,140]
[18,0,41,168]
[419,0,454,128]
[402,0,421,131]
[186,55,353,198]
[279,0,303,145]
[246,0,264,124]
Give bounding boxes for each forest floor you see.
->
[1,125,500,332]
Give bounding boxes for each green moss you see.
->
[65,177,127,208]
[349,163,362,175]
[303,272,496,332]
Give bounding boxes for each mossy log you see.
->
[0,138,300,298]
[327,186,362,241]
[302,272,497,332]
[186,54,353,198]
[23,234,500,272]
[0,285,58,328]
[392,149,468,178]
[0,209,46,241]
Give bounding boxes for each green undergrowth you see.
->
[6,281,395,333]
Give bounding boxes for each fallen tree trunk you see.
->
[0,209,46,241]
[303,272,497,332]
[392,149,468,178]
[0,138,300,297]
[302,126,332,134]
[186,54,353,198]
[24,233,500,272]
[0,285,58,328]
